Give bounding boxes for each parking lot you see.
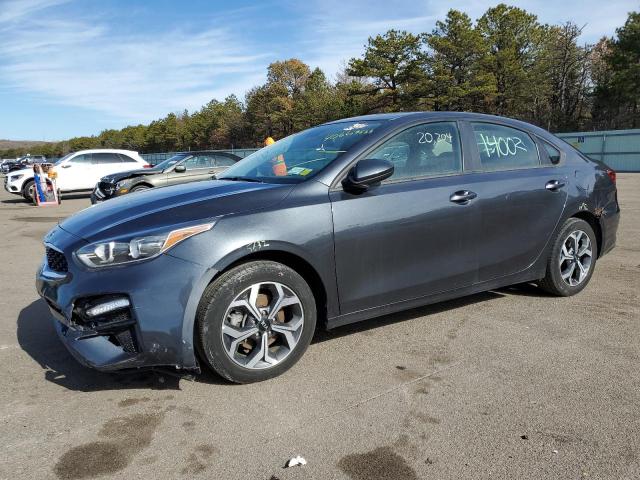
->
[0,175,638,479]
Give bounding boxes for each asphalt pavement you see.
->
[1,176,638,479]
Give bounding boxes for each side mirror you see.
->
[342,159,394,193]
[174,164,186,173]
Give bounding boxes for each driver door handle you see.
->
[545,179,565,191]
[61,164,72,168]
[450,190,477,205]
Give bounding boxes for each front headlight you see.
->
[75,222,214,268]
[115,179,132,193]
[10,174,24,182]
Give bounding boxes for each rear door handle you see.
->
[450,190,477,205]
[545,180,565,191]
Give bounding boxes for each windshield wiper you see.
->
[219,176,265,183]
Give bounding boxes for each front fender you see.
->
[173,194,338,369]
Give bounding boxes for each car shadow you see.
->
[495,282,554,298]
[17,299,184,392]
[19,284,546,390]
[1,197,28,205]
[312,290,505,344]
[60,193,91,200]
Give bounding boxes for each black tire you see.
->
[196,261,316,383]
[22,179,35,201]
[539,218,597,296]
[131,185,151,193]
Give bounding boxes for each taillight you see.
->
[606,168,616,185]
[143,164,152,168]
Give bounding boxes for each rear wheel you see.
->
[539,218,597,296]
[196,261,316,383]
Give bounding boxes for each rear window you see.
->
[215,155,236,167]
[68,154,92,164]
[92,153,121,164]
[472,123,540,171]
[119,153,139,163]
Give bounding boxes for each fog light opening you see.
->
[86,298,130,317]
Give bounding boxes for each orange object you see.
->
[264,137,286,175]
[272,154,287,176]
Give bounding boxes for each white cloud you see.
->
[0,0,70,24]
[0,4,269,124]
[0,0,635,135]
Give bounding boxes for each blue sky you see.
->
[0,0,637,141]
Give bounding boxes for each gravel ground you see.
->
[0,175,638,480]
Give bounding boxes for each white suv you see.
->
[4,149,149,200]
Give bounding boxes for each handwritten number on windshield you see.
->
[416,131,452,144]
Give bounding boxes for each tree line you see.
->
[3,4,639,159]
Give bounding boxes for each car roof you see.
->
[171,150,239,156]
[322,111,552,138]
[72,149,140,155]
[323,112,416,124]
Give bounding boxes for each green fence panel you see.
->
[556,129,640,172]
[141,130,640,172]
[141,148,259,164]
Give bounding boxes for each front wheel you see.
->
[539,218,597,296]
[196,261,316,383]
[22,179,35,201]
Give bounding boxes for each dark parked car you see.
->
[2,155,46,173]
[91,151,240,203]
[37,112,619,383]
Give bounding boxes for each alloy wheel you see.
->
[221,282,304,369]
[559,230,593,287]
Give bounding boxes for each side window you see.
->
[368,122,462,181]
[184,155,214,169]
[92,153,120,164]
[542,142,561,165]
[196,156,215,169]
[214,155,236,167]
[471,123,540,171]
[118,153,138,163]
[68,154,92,164]
[182,156,199,170]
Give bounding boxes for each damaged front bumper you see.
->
[35,226,208,372]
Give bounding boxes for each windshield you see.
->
[154,153,190,170]
[53,153,74,165]
[218,121,384,183]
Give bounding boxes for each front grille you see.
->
[46,247,68,273]
[112,329,139,353]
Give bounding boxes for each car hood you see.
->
[101,167,161,183]
[59,180,294,243]
[7,167,33,178]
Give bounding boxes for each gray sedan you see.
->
[38,112,619,383]
[91,151,240,203]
